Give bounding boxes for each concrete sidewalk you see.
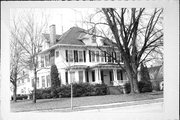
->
[36,98,163,112]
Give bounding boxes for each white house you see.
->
[30,24,129,89]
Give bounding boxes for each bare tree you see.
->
[85,8,163,94]
[10,18,28,102]
[13,9,48,103]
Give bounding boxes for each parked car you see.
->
[11,94,28,100]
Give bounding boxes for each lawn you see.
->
[11,91,163,112]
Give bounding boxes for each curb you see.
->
[37,98,163,112]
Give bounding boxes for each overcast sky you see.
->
[10,8,98,35]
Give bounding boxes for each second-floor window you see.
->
[96,51,99,62]
[78,51,83,62]
[45,55,50,67]
[41,56,44,67]
[69,50,74,62]
[66,50,86,63]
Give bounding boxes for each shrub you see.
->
[30,88,52,99]
[138,81,152,93]
[124,83,131,94]
[50,64,61,97]
[94,84,108,95]
[58,83,108,98]
[124,81,152,93]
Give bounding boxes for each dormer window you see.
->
[92,35,96,43]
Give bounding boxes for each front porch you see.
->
[65,63,129,86]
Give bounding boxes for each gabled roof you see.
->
[57,27,85,45]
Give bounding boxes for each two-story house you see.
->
[32,24,129,89]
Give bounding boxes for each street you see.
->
[77,102,163,113]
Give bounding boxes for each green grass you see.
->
[11,91,163,112]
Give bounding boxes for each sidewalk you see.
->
[36,98,163,112]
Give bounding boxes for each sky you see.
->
[10,8,98,35]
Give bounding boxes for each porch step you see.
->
[108,86,123,95]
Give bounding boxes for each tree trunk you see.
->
[13,83,17,102]
[124,61,140,94]
[33,68,37,103]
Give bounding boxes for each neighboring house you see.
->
[10,71,33,95]
[29,24,129,90]
[148,65,163,81]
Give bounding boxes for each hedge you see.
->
[124,80,152,93]
[30,83,109,99]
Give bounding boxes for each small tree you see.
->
[50,64,60,97]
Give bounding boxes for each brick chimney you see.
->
[49,24,56,46]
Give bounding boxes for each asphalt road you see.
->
[77,102,163,113]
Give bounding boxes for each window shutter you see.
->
[104,51,106,62]
[83,51,86,62]
[111,52,114,62]
[65,71,68,84]
[114,52,117,62]
[65,50,68,62]
[89,50,91,62]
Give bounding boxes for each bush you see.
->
[138,81,152,93]
[124,83,131,94]
[58,83,108,98]
[11,94,28,100]
[30,88,52,99]
[124,81,152,93]
[94,84,108,95]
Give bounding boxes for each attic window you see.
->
[92,35,96,43]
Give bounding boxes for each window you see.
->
[74,50,78,62]
[116,52,121,63]
[96,51,99,62]
[46,75,50,87]
[79,71,83,83]
[42,76,45,88]
[45,55,50,66]
[101,51,105,62]
[91,51,95,62]
[70,71,75,83]
[69,50,74,62]
[56,51,59,58]
[78,51,83,62]
[107,53,112,62]
[92,70,95,82]
[65,71,68,84]
[37,77,39,88]
[41,56,44,67]
[117,70,123,80]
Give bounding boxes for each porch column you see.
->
[113,69,118,86]
[83,70,86,83]
[98,69,101,84]
[95,69,100,83]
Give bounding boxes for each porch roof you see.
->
[90,63,122,69]
[64,65,89,70]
